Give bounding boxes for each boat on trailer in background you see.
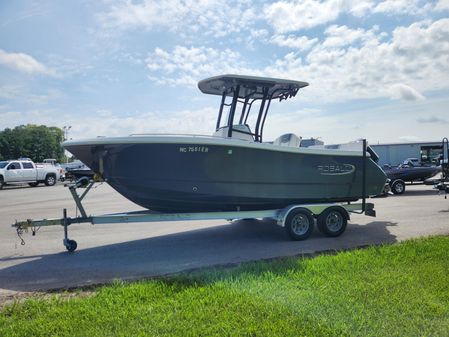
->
[12,75,387,252]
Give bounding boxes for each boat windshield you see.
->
[198,75,308,142]
[0,161,8,169]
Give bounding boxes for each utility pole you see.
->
[63,125,71,141]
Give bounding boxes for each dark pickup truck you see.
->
[383,162,441,194]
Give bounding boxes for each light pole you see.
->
[63,126,72,163]
[63,125,72,141]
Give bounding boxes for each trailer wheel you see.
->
[317,208,347,237]
[285,208,314,241]
[65,239,77,252]
[391,180,405,195]
[44,174,56,186]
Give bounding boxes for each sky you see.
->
[0,0,448,145]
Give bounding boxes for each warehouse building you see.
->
[371,141,443,166]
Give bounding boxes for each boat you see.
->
[63,74,387,213]
[383,163,441,194]
[65,167,95,181]
[383,163,440,182]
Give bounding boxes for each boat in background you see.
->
[63,74,387,213]
[383,162,441,194]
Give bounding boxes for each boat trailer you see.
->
[12,177,376,252]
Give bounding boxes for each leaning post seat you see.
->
[273,133,302,147]
[213,124,254,141]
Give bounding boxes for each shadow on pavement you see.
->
[390,189,439,197]
[0,219,397,293]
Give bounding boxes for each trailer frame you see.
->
[12,179,375,252]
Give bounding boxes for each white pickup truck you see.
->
[0,160,60,189]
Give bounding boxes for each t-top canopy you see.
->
[198,74,309,100]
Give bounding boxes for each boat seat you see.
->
[213,124,254,141]
[273,133,301,147]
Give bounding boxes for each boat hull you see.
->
[64,139,387,212]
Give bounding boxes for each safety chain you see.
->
[15,224,26,246]
[15,221,41,246]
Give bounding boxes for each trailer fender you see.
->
[317,205,350,221]
[277,204,350,227]
[277,206,311,227]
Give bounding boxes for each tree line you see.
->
[0,125,65,162]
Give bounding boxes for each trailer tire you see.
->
[285,208,314,241]
[44,174,56,186]
[29,182,39,187]
[391,180,405,195]
[317,207,347,237]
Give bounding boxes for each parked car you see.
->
[39,158,66,181]
[0,160,60,189]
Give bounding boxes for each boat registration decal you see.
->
[318,164,355,175]
[179,146,209,153]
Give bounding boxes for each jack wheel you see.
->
[65,239,77,252]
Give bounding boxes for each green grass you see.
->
[1,236,448,337]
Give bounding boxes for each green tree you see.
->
[0,125,65,162]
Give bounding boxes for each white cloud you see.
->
[141,18,449,105]
[435,0,449,11]
[264,0,340,33]
[100,0,257,38]
[373,0,426,15]
[263,1,438,33]
[389,84,425,101]
[264,0,375,33]
[145,46,256,86]
[270,34,318,51]
[0,49,56,76]
[322,25,381,48]
[0,85,62,105]
[348,1,375,16]
[139,18,449,105]
[265,18,449,102]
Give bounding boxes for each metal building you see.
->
[370,141,443,166]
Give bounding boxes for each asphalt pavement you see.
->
[0,182,448,298]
